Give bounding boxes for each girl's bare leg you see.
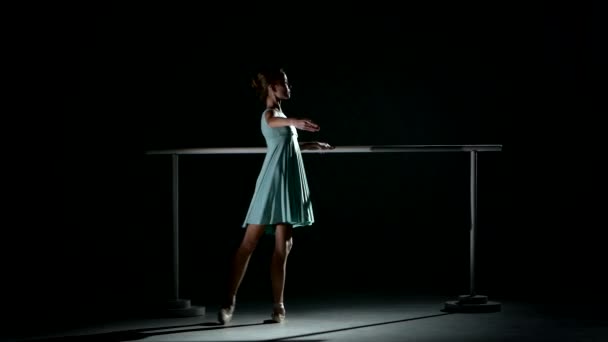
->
[219,224,265,323]
[270,223,293,320]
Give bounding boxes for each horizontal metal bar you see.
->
[146,145,502,155]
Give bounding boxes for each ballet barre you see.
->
[146,145,502,155]
[146,145,503,315]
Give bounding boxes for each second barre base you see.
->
[167,299,206,317]
[443,295,501,313]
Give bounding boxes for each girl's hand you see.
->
[306,141,334,150]
[292,118,320,132]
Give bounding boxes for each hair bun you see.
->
[251,68,285,101]
[251,73,265,89]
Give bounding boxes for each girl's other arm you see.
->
[265,110,294,128]
[265,110,320,132]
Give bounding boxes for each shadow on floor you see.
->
[17,313,451,342]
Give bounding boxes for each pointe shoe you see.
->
[218,305,234,324]
[270,306,286,323]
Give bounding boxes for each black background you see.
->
[9,2,606,333]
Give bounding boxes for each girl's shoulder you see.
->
[263,108,285,118]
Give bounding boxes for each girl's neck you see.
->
[266,96,281,112]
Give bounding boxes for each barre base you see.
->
[443,295,502,313]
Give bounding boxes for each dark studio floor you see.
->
[4,290,607,342]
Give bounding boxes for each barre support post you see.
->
[165,154,205,317]
[470,149,477,295]
[444,150,501,313]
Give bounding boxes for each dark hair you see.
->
[251,68,286,101]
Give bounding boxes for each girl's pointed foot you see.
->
[270,303,286,323]
[218,296,236,324]
[218,305,235,324]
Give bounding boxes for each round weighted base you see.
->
[443,295,501,313]
[167,299,206,317]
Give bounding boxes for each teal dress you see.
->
[242,109,314,234]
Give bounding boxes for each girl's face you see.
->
[271,73,291,100]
